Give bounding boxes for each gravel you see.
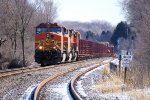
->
[0,58,108,100]
[38,58,107,100]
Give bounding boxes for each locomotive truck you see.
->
[34,23,114,66]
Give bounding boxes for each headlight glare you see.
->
[39,46,43,50]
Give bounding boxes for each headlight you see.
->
[53,46,56,49]
[39,46,43,50]
[46,34,49,38]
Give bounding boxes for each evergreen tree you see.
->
[110,21,128,46]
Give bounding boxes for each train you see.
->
[34,23,114,66]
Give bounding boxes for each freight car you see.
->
[34,23,114,65]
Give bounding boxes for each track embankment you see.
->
[0,58,111,100]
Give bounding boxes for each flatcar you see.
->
[34,23,114,65]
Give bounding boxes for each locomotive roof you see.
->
[36,23,64,28]
[36,23,80,35]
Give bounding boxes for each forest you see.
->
[0,0,58,69]
[121,0,150,88]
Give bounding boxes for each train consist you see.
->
[34,23,114,65]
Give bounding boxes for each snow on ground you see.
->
[2,89,15,100]
[76,80,88,97]
[20,84,38,100]
[102,58,113,64]
[76,62,150,100]
[111,59,119,66]
[49,82,73,100]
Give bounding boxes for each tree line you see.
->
[62,21,114,42]
[0,0,115,70]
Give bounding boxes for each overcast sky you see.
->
[56,0,125,25]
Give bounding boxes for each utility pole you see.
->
[130,36,134,77]
[131,36,134,55]
[119,55,121,77]
[124,51,129,84]
[124,66,127,84]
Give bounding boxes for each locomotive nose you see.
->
[46,33,54,39]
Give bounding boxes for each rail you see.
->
[33,61,106,100]
[70,63,111,100]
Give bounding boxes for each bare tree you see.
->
[0,38,6,47]
[43,0,58,22]
[11,0,41,66]
[122,0,150,88]
[0,0,59,69]
[34,0,58,23]
[0,0,13,46]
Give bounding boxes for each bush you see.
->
[8,58,28,69]
[0,56,9,70]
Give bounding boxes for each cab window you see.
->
[49,27,61,33]
[36,28,48,34]
[63,28,68,34]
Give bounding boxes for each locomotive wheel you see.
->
[73,52,78,61]
[41,63,45,67]
[68,52,73,62]
[41,62,47,66]
[61,52,67,62]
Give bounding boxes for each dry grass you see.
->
[126,89,150,100]
[101,64,110,76]
[92,74,150,100]
[94,75,123,93]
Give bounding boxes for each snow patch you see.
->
[76,80,87,97]
[102,59,112,64]
[50,82,73,100]
[20,84,38,100]
[2,89,15,100]
[111,59,119,66]
[84,65,104,76]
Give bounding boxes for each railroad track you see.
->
[34,64,100,100]
[70,59,134,100]
[0,61,84,99]
[0,57,111,99]
[33,58,112,100]
[0,57,109,78]
[0,65,40,78]
[0,62,79,78]
[70,63,109,100]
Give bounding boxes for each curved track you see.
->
[33,58,112,100]
[0,58,112,99]
[0,61,83,99]
[70,62,109,100]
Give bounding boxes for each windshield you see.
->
[36,28,48,34]
[36,27,61,34]
[49,27,61,32]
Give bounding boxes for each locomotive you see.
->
[34,23,114,65]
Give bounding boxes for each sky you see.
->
[56,0,125,25]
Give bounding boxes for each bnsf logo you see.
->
[35,38,61,46]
